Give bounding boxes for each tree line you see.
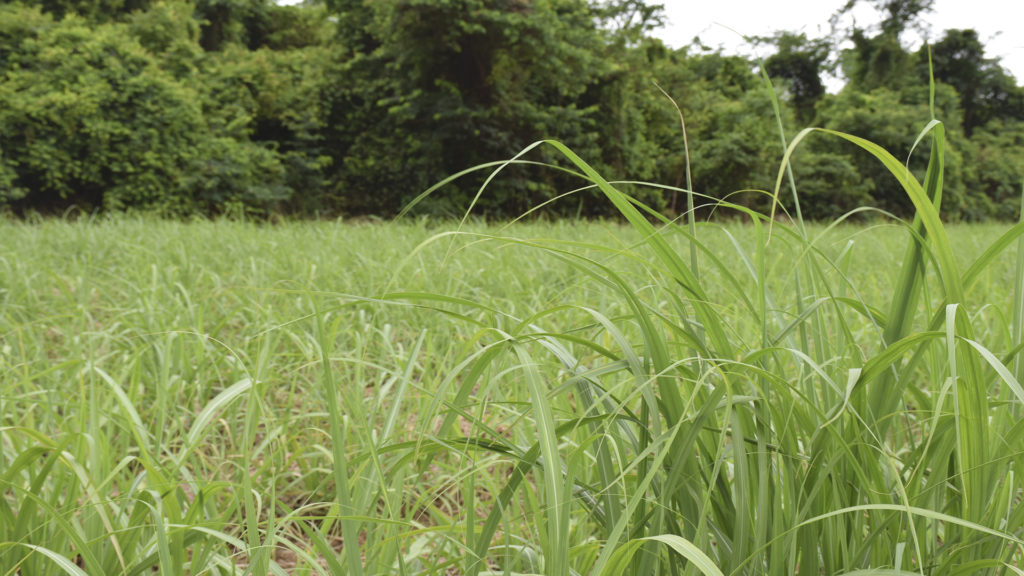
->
[1,0,1022,220]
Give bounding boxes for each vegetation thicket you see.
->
[0,0,1022,219]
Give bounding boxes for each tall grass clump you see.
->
[384,80,1024,574]
[2,84,1023,576]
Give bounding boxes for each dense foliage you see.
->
[0,0,1022,219]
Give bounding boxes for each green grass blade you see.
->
[314,299,364,576]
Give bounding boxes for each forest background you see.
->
[1,0,1022,221]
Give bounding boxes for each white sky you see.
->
[653,0,1024,86]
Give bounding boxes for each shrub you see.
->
[0,4,291,215]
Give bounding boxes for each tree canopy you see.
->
[0,0,1021,220]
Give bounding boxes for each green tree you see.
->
[323,0,639,216]
[960,120,1024,219]
[592,0,665,45]
[816,84,968,218]
[842,28,912,91]
[762,32,830,125]
[194,0,272,51]
[789,150,875,219]
[0,5,289,215]
[261,2,335,51]
[0,0,153,21]
[644,49,784,215]
[127,0,204,78]
[200,42,334,213]
[917,29,1024,136]
[834,0,933,91]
